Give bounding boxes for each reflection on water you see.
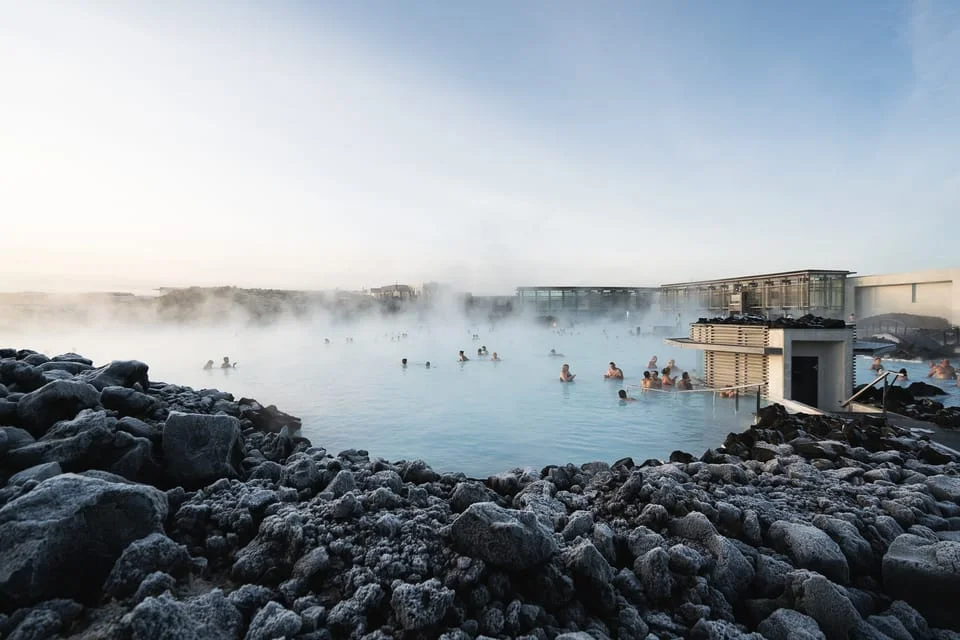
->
[6,320,756,476]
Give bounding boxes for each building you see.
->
[660,269,850,319]
[845,268,960,328]
[665,319,854,412]
[515,286,659,318]
[367,284,417,301]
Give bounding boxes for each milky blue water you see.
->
[855,355,960,407]
[7,318,760,476]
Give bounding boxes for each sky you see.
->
[0,0,957,294]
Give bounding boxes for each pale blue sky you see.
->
[0,1,956,293]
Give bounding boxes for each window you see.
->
[911,283,917,303]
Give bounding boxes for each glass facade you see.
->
[516,287,657,316]
[660,271,848,320]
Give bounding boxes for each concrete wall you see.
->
[767,328,853,411]
[846,268,960,326]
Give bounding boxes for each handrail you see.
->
[625,381,764,394]
[839,370,899,408]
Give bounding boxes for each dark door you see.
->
[791,356,819,407]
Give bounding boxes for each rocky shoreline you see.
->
[1,347,959,639]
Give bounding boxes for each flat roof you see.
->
[661,269,853,289]
[664,337,783,355]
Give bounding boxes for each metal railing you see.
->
[839,369,904,418]
[625,381,766,413]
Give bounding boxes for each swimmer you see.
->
[604,362,624,379]
[661,367,676,386]
[677,372,693,391]
[666,359,676,371]
[871,357,883,372]
[560,364,576,382]
[647,355,658,370]
[324,338,330,345]
[402,358,408,368]
[895,368,908,383]
[650,371,662,389]
[491,352,501,361]
[618,389,636,402]
[549,348,565,357]
[641,371,652,389]
[425,361,431,368]
[477,348,483,357]
[481,345,488,355]
[203,360,214,370]
[458,350,469,362]
[221,357,236,369]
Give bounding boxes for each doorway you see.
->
[791,356,819,407]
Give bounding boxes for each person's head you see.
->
[550,348,556,354]
[459,350,464,355]
[652,371,660,378]
[662,367,670,375]
[899,368,907,375]
[562,363,569,371]
[651,355,657,362]
[618,389,627,399]
[681,372,690,380]
[402,358,407,365]
[493,352,498,358]
[643,371,651,379]
[609,361,616,369]
[222,357,229,363]
[477,348,483,355]
[482,345,486,350]
[425,361,431,367]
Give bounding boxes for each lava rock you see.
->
[882,533,960,629]
[757,608,826,640]
[449,502,558,570]
[161,413,243,489]
[0,473,167,611]
[101,386,161,418]
[390,578,455,630]
[768,520,850,584]
[80,360,150,391]
[120,590,241,640]
[103,533,192,600]
[16,380,100,437]
[245,601,301,640]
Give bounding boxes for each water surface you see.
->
[7,319,763,476]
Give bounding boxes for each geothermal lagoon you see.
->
[6,319,761,476]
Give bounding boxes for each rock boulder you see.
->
[162,413,243,489]
[882,533,960,629]
[0,473,167,610]
[449,502,558,570]
[16,380,100,437]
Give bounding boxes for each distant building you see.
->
[516,286,658,317]
[367,284,417,301]
[660,270,850,320]
[846,268,960,328]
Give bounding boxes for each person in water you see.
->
[895,368,908,383]
[647,355,658,370]
[870,357,883,372]
[491,352,501,361]
[650,371,662,389]
[618,389,636,402]
[221,357,236,369]
[604,362,624,379]
[549,348,564,357]
[203,360,214,370]
[477,348,484,357]
[661,367,676,386]
[458,350,469,362]
[677,371,693,390]
[401,358,408,368]
[560,364,576,382]
[425,361,431,368]
[641,370,652,389]
[666,359,676,372]
[481,346,488,355]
